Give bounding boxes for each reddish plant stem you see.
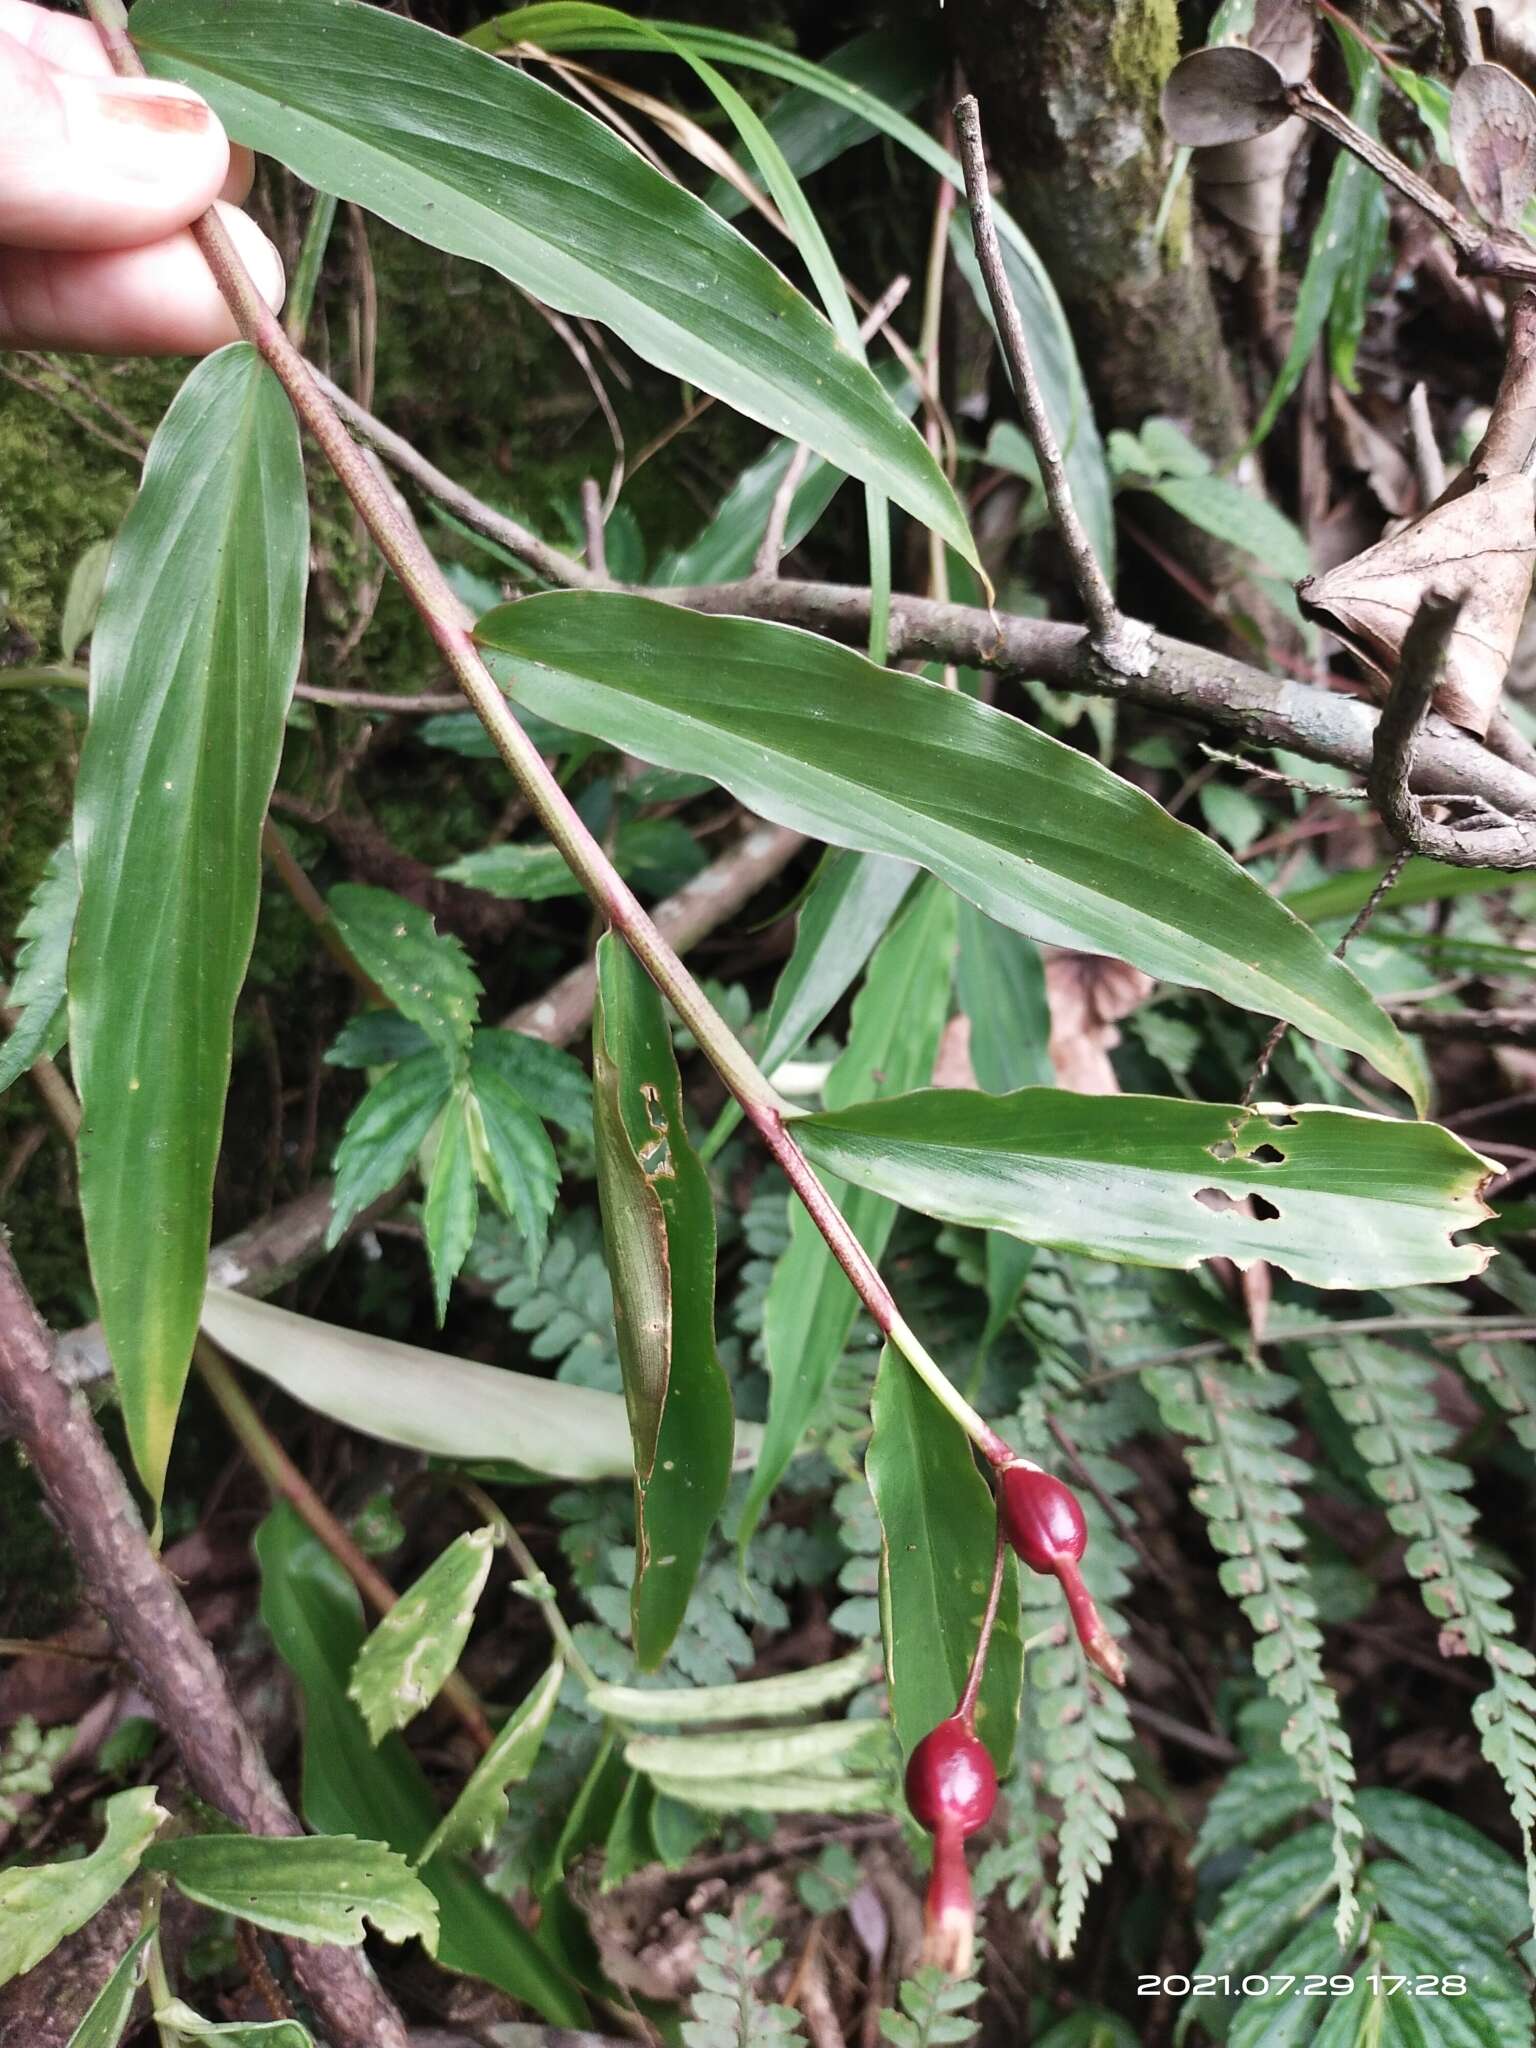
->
[955,1518,1009,1728]
[83,0,1011,1467]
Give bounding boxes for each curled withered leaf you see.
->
[1450,62,1536,228]
[1298,472,1536,736]
[1161,47,1291,148]
[1044,951,1153,1096]
[1194,0,1313,242]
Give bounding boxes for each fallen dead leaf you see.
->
[1043,952,1154,1094]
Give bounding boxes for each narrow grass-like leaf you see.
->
[796,1089,1494,1290]
[866,1348,1022,1775]
[588,1647,871,1725]
[348,1526,496,1743]
[146,1832,438,1950]
[476,593,1418,1104]
[64,1930,152,2048]
[150,2006,313,2048]
[254,1507,585,2024]
[0,1786,166,1986]
[593,934,734,1665]
[129,0,970,561]
[739,879,954,1549]
[0,839,76,1099]
[420,1657,565,1862]
[69,343,306,1505]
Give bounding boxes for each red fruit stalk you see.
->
[996,1458,1127,1687]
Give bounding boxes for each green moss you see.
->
[1108,0,1181,115]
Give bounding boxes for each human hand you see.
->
[0,0,284,353]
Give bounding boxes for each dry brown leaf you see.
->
[1297,470,1536,735]
[1191,1,1313,246]
[931,1011,980,1091]
[1043,951,1153,1094]
[1450,61,1536,228]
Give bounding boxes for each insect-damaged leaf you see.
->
[69,344,307,1507]
[795,1089,1495,1290]
[420,1657,565,1862]
[592,935,733,1666]
[1298,472,1536,738]
[347,1526,496,1743]
[145,1832,438,1951]
[0,1787,166,1986]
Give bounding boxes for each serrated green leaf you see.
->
[441,818,705,903]
[421,1085,479,1318]
[347,1526,495,1743]
[588,1646,871,1725]
[0,839,77,1100]
[420,1657,564,1863]
[64,1929,152,2048]
[593,935,734,1665]
[152,2005,313,2048]
[255,1507,584,2024]
[866,1348,1022,1775]
[1189,1824,1339,1982]
[471,1027,592,1137]
[69,344,307,1506]
[327,1048,454,1248]
[147,1831,438,1951]
[739,878,955,1549]
[323,1009,434,1071]
[327,886,480,1065]
[130,0,971,563]
[467,1041,560,1255]
[1194,1754,1315,1865]
[476,593,1417,1105]
[0,1786,166,1985]
[795,1090,1494,1290]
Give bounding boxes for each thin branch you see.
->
[0,1245,412,2048]
[1369,590,1536,867]
[954,94,1150,676]
[1389,1004,1536,1045]
[1444,0,1485,69]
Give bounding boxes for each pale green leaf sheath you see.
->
[593,935,734,1666]
[128,0,970,560]
[68,344,307,1504]
[476,595,1419,1104]
[348,1525,496,1743]
[0,1786,166,1986]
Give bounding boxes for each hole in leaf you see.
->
[1194,1187,1279,1222]
[1208,1139,1237,1161]
[1249,1144,1286,1165]
[1268,1114,1298,1128]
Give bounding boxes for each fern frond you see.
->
[1314,1339,1536,1924]
[480,1211,620,1390]
[1143,1364,1361,1941]
[1017,1451,1136,1957]
[683,1894,804,2048]
[1458,1335,1536,1455]
[879,1961,984,2048]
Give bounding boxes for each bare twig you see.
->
[1444,0,1485,68]
[1389,1004,1536,1044]
[1370,590,1536,866]
[954,94,1150,676]
[1407,382,1447,504]
[0,1244,412,2048]
[579,477,609,582]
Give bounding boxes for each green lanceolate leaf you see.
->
[151,2006,313,2048]
[146,1831,438,1951]
[421,1657,565,1863]
[738,878,955,1550]
[796,1089,1494,1290]
[68,342,307,1507]
[470,1027,593,1137]
[0,1786,166,1986]
[625,1719,891,1783]
[866,1349,1022,1775]
[593,935,734,1666]
[201,1285,756,1483]
[0,838,77,1099]
[65,1931,152,2048]
[475,594,1418,1105]
[129,0,970,562]
[255,1506,585,2025]
[348,1526,496,1743]
[327,885,481,1066]
[467,1035,561,1252]
[473,6,1107,571]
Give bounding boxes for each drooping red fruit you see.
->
[906,1716,997,1979]
[905,1714,998,1838]
[997,1460,1127,1688]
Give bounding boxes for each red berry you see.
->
[997,1461,1128,1689]
[997,1460,1086,1573]
[904,1715,998,1838]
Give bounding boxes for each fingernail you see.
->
[97,87,212,136]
